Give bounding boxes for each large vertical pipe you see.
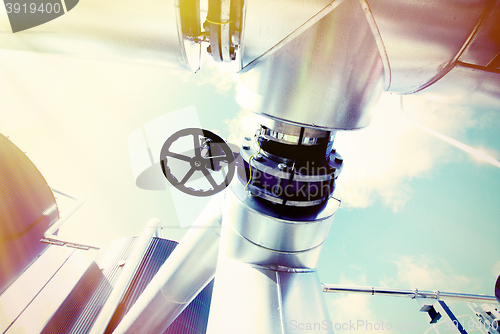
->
[207,260,333,334]
[112,194,223,334]
[206,183,340,334]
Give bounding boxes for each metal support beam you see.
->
[322,284,498,304]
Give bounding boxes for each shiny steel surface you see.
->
[207,261,286,334]
[1,0,499,109]
[223,221,327,268]
[259,129,331,147]
[205,181,338,333]
[367,0,493,93]
[259,117,332,139]
[279,271,335,333]
[358,0,391,91]
[258,117,333,146]
[226,182,340,252]
[322,284,499,304]
[3,0,500,332]
[234,0,500,121]
[113,195,223,334]
[207,258,333,333]
[1,0,498,109]
[239,0,334,68]
[236,0,385,130]
[459,1,500,68]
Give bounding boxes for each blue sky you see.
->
[317,94,500,332]
[0,45,499,333]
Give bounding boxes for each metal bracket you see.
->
[41,187,100,250]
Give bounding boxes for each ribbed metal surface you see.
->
[41,238,137,334]
[0,134,59,295]
[41,237,213,334]
[105,237,213,334]
[41,262,108,334]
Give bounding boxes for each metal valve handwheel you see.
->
[160,128,235,196]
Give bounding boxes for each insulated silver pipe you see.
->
[322,284,499,304]
[206,182,340,333]
[88,218,161,334]
[112,194,223,334]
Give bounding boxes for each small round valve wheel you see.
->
[160,128,235,196]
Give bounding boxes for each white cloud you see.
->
[326,273,394,334]
[174,56,239,95]
[402,95,479,137]
[224,109,259,145]
[381,255,472,292]
[492,261,500,278]
[334,93,486,211]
